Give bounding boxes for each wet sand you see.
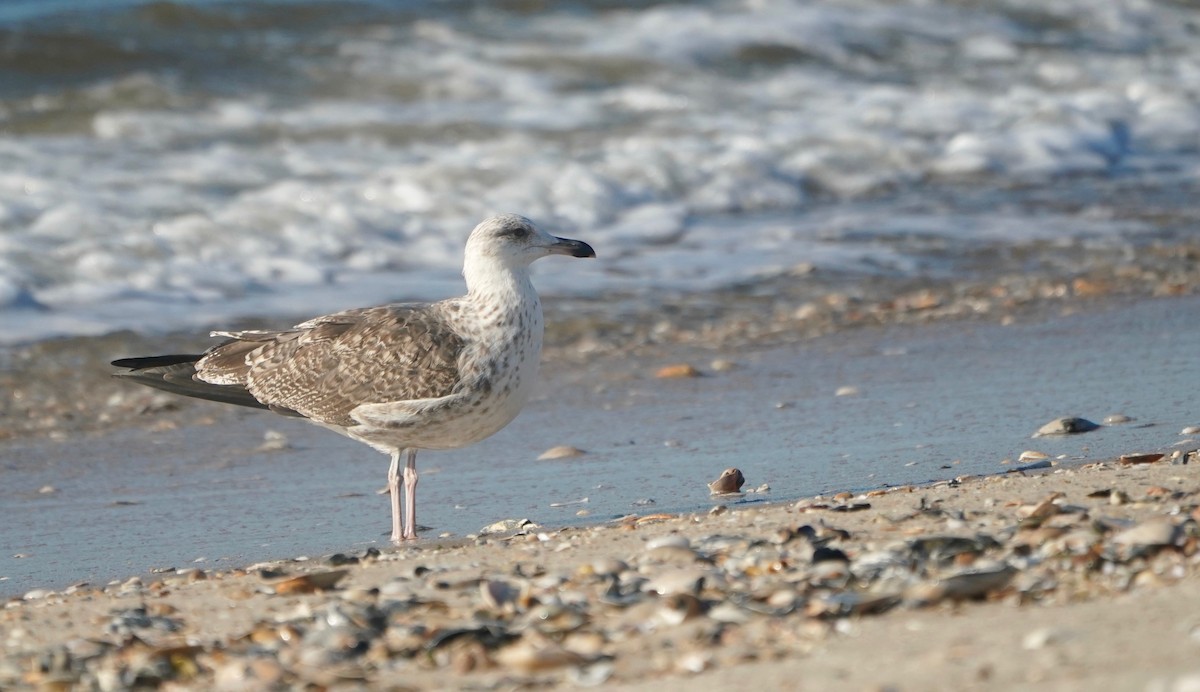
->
[5,294,1199,598]
[2,293,1199,689]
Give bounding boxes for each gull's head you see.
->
[465,214,596,269]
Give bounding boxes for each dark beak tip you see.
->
[554,237,596,259]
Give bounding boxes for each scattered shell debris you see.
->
[3,453,1198,690]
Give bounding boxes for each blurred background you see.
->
[1,0,1198,346]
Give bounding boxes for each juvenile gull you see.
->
[112,214,595,542]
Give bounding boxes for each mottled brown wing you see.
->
[197,304,465,428]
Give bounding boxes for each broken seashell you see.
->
[1119,452,1165,466]
[538,445,586,460]
[643,568,707,596]
[480,579,527,612]
[1112,517,1181,549]
[271,569,348,595]
[658,593,703,625]
[479,518,537,535]
[495,638,588,673]
[655,363,702,378]
[707,467,745,495]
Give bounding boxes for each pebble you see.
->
[256,430,290,452]
[835,385,860,397]
[568,662,614,687]
[1022,627,1065,650]
[1033,417,1100,437]
[1181,426,1200,436]
[1103,414,1134,425]
[655,363,702,379]
[538,445,587,460]
[643,569,707,596]
[645,535,691,551]
[495,639,587,673]
[1112,517,1180,549]
[708,601,750,624]
[590,558,628,577]
[674,650,713,674]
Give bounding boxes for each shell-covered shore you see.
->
[5,453,1199,690]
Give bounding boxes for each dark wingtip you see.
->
[112,354,204,371]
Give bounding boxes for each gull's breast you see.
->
[351,299,544,451]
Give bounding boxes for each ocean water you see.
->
[1,0,1198,343]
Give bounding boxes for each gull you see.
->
[112,213,595,542]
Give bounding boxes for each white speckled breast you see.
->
[345,280,544,452]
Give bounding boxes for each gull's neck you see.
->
[463,255,538,310]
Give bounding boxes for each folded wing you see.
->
[114,304,466,428]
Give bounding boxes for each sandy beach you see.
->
[4,289,1200,690]
[5,1,1200,688]
[3,449,1198,690]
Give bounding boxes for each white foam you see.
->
[0,0,1197,343]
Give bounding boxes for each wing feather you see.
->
[195,304,465,427]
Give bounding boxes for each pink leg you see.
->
[401,448,418,540]
[387,450,403,543]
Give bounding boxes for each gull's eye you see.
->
[497,224,532,240]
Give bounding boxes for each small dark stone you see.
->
[812,546,850,564]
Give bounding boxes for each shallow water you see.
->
[2,0,1200,342]
[3,0,1200,597]
[3,295,1197,597]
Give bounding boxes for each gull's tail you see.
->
[111,354,271,411]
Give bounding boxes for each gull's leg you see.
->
[388,449,403,544]
[401,448,419,540]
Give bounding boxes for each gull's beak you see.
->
[547,236,596,259]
